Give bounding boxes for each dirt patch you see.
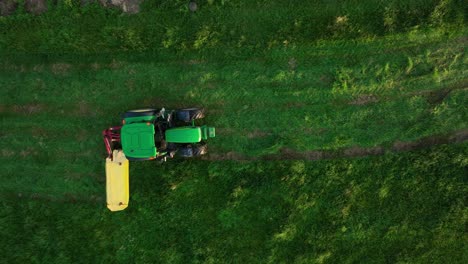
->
[216,128,236,136]
[203,151,251,161]
[449,129,468,143]
[283,102,306,108]
[319,74,334,85]
[247,130,272,139]
[304,151,329,160]
[264,148,331,161]
[343,146,384,157]
[392,135,448,152]
[454,36,468,45]
[87,60,124,70]
[426,88,453,105]
[225,151,250,160]
[109,59,123,69]
[205,82,217,89]
[349,94,379,105]
[126,79,135,91]
[278,147,304,159]
[0,0,18,16]
[31,127,48,137]
[91,62,100,71]
[282,149,330,160]
[50,63,72,74]
[25,0,47,15]
[127,68,137,75]
[288,58,298,71]
[99,0,142,14]
[33,64,45,72]
[189,1,197,12]
[19,148,38,158]
[121,0,141,14]
[187,59,204,65]
[1,149,15,157]
[410,79,468,105]
[74,100,95,116]
[79,101,91,115]
[246,148,330,161]
[392,140,419,152]
[12,104,44,115]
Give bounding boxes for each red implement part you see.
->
[103,126,122,158]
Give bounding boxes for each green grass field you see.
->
[1,0,467,263]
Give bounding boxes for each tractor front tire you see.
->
[123,109,157,118]
[176,108,205,122]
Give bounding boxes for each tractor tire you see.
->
[158,139,167,150]
[178,146,193,158]
[123,108,157,118]
[165,143,178,158]
[192,143,208,156]
[178,143,207,158]
[176,108,205,122]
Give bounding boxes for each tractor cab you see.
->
[121,122,157,160]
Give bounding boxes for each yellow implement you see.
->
[106,150,129,211]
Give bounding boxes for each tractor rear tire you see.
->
[178,146,193,158]
[192,143,208,156]
[123,109,157,118]
[178,143,207,158]
[176,108,205,122]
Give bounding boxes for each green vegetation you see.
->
[0,0,467,263]
[1,0,466,54]
[1,144,467,263]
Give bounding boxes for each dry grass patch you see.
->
[247,129,272,139]
[349,94,379,105]
[50,63,72,74]
[12,104,44,115]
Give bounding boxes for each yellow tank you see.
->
[106,150,129,211]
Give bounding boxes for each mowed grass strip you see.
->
[0,0,465,54]
[0,143,466,263]
[1,28,466,162]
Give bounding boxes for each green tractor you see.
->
[103,107,215,211]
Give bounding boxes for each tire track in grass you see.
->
[3,130,466,203]
[204,129,468,161]
[0,192,104,205]
[344,79,468,106]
